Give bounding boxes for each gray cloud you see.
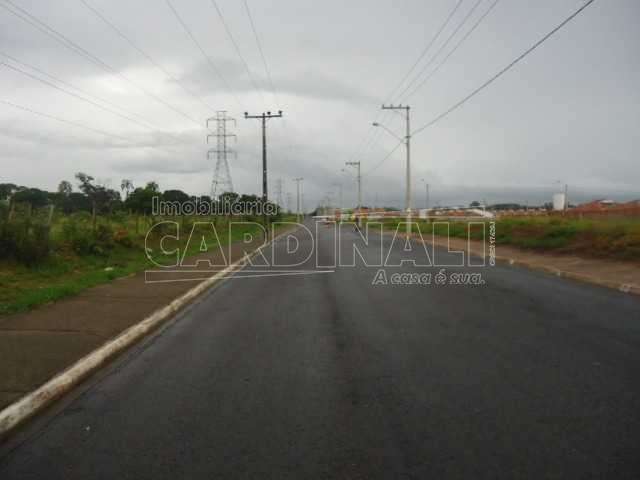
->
[1,0,638,210]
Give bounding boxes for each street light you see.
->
[332,182,343,212]
[344,161,362,210]
[372,122,403,142]
[373,113,412,235]
[421,178,429,219]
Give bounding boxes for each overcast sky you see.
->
[1,0,638,209]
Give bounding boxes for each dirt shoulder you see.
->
[424,233,640,294]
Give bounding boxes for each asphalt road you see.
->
[2,220,640,479]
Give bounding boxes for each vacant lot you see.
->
[0,212,285,315]
[381,216,640,262]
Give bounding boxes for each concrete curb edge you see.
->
[0,227,295,437]
[496,255,640,296]
[396,231,640,296]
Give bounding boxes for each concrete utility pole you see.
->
[332,182,343,211]
[274,178,284,210]
[421,178,429,217]
[381,104,411,214]
[286,191,292,214]
[345,161,361,209]
[380,104,411,235]
[244,110,283,233]
[244,110,283,204]
[294,177,303,222]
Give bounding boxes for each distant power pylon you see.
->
[294,177,303,221]
[285,191,292,213]
[274,178,284,209]
[206,111,236,199]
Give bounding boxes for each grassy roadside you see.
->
[378,217,640,262]
[0,218,290,316]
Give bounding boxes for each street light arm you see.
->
[372,122,403,142]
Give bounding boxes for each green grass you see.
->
[0,248,146,315]
[377,217,640,261]
[0,216,291,316]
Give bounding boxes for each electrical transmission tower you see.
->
[206,111,236,200]
[286,191,292,214]
[274,178,284,209]
[294,177,303,221]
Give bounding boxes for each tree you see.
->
[469,201,481,208]
[12,188,49,210]
[145,181,159,193]
[125,184,158,216]
[76,173,96,196]
[75,173,98,228]
[120,179,134,200]
[75,172,120,228]
[219,191,239,207]
[96,188,122,214]
[238,193,259,215]
[0,183,19,201]
[163,189,190,204]
[58,180,73,196]
[65,192,92,213]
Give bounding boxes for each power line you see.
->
[242,0,278,104]
[0,59,185,144]
[0,0,204,128]
[1,99,133,143]
[165,0,244,111]
[412,0,597,137]
[362,140,404,177]
[402,0,500,101]
[346,110,401,169]
[79,0,216,113]
[0,49,163,131]
[346,0,464,168]
[1,99,183,157]
[385,0,465,103]
[395,0,485,101]
[208,0,266,106]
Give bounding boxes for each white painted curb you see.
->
[0,227,296,437]
[397,231,640,296]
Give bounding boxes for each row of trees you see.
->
[1,175,281,219]
[1,175,194,216]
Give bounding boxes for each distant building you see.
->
[573,199,615,212]
[552,193,567,211]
